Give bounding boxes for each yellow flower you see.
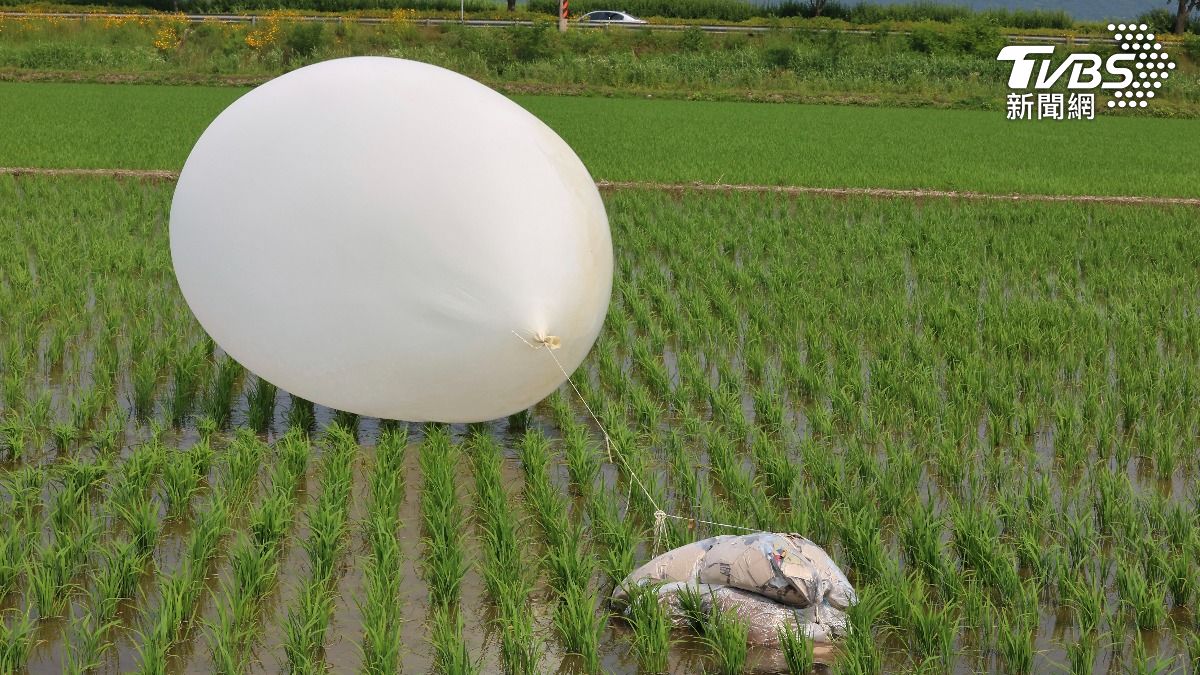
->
[153,24,182,52]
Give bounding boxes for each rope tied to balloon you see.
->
[513,330,756,549]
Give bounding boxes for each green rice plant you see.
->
[63,609,116,674]
[1186,633,1200,675]
[1062,572,1105,636]
[245,376,277,433]
[700,596,749,675]
[285,395,316,431]
[249,490,293,554]
[26,551,69,620]
[494,580,543,675]
[1128,636,1175,675]
[92,538,144,622]
[588,485,637,585]
[1064,633,1097,675]
[838,504,888,582]
[553,583,605,674]
[276,430,312,488]
[115,497,162,557]
[283,576,335,673]
[228,533,279,603]
[837,584,887,675]
[135,567,198,675]
[221,430,267,507]
[427,606,479,675]
[516,429,572,549]
[623,582,671,674]
[903,581,957,669]
[204,587,255,675]
[562,423,601,494]
[167,343,206,427]
[0,416,26,462]
[161,450,200,520]
[0,525,23,602]
[1116,557,1168,630]
[544,524,597,596]
[358,553,402,674]
[203,355,243,428]
[51,422,80,452]
[1168,556,1196,608]
[302,497,349,584]
[187,496,228,569]
[420,426,467,609]
[993,610,1034,675]
[131,357,158,421]
[358,428,406,675]
[778,622,815,674]
[901,500,950,591]
[0,608,37,672]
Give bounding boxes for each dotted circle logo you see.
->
[1106,23,1175,108]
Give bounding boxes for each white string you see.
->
[512,330,757,541]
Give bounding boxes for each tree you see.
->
[1174,0,1200,34]
[807,0,827,17]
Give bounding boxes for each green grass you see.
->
[2,81,1199,197]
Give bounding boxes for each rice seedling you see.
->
[553,583,605,673]
[1186,633,1200,675]
[115,497,162,557]
[358,427,406,675]
[699,597,749,675]
[245,375,277,433]
[0,608,38,672]
[427,606,479,675]
[1116,557,1169,630]
[622,581,671,674]
[419,425,468,609]
[202,355,243,428]
[161,449,201,520]
[1064,633,1097,675]
[284,425,356,672]
[836,584,887,675]
[902,579,957,669]
[63,609,117,674]
[778,622,815,674]
[1168,556,1196,608]
[1127,636,1176,675]
[994,610,1035,675]
[283,576,336,673]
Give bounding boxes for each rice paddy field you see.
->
[2,79,1200,675]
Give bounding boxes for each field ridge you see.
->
[4,166,1197,207]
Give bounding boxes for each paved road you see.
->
[0,9,1115,44]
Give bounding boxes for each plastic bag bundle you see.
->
[613,532,855,646]
[654,582,846,645]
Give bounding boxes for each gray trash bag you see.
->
[612,532,855,645]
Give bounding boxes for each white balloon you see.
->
[170,57,612,423]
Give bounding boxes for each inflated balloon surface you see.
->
[170,57,613,423]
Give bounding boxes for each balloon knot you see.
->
[536,334,562,350]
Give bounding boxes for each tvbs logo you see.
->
[997,23,1175,120]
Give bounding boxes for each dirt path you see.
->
[3,166,1196,207]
